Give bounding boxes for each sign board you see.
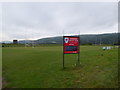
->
[63,36,79,54]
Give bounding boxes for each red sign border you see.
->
[63,36,80,54]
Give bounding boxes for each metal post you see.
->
[63,29,65,69]
[63,36,65,68]
[78,35,80,65]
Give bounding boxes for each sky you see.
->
[0,1,118,41]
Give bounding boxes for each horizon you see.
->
[1,32,118,42]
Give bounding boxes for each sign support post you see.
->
[63,36,65,69]
[63,36,80,68]
[78,35,80,65]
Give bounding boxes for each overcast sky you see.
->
[1,2,118,41]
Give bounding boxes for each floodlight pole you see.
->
[32,40,34,48]
[32,29,34,48]
[25,40,26,48]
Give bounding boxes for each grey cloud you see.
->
[2,2,118,41]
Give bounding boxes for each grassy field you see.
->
[2,45,118,88]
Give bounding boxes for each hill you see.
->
[18,33,119,45]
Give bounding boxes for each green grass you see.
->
[2,45,118,88]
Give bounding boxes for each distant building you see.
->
[51,41,56,44]
[13,40,18,44]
